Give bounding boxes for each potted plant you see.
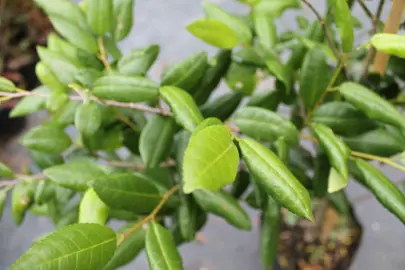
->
[0,0,404,269]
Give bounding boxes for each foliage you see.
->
[0,0,405,269]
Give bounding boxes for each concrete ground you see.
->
[1,0,404,269]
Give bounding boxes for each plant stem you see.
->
[357,0,374,19]
[98,37,112,73]
[0,173,44,188]
[117,185,179,246]
[351,151,405,173]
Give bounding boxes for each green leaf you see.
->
[313,153,330,198]
[230,170,251,198]
[232,106,299,145]
[327,191,351,215]
[299,46,330,109]
[21,124,71,154]
[339,82,405,129]
[313,101,377,136]
[140,115,175,168]
[351,159,405,224]
[46,91,68,112]
[34,179,55,205]
[0,76,16,92]
[118,45,160,76]
[186,18,239,49]
[371,33,405,59]
[225,62,257,95]
[112,0,134,41]
[298,37,337,61]
[53,101,81,127]
[177,195,204,241]
[202,2,252,45]
[253,0,300,17]
[260,197,281,270]
[75,102,102,136]
[11,182,35,226]
[192,117,223,135]
[200,91,243,121]
[193,189,251,230]
[79,188,109,225]
[103,36,123,60]
[10,223,116,270]
[183,125,239,193]
[47,33,81,66]
[343,128,405,157]
[263,49,291,93]
[93,75,159,103]
[331,0,353,52]
[36,62,65,91]
[104,224,146,270]
[86,0,112,35]
[161,51,208,93]
[0,162,14,178]
[312,123,349,193]
[238,137,312,220]
[90,173,173,214]
[146,221,183,270]
[160,86,204,131]
[193,50,232,105]
[0,189,6,222]
[82,126,123,151]
[247,89,281,111]
[44,160,107,191]
[253,12,277,50]
[75,68,102,89]
[10,86,48,117]
[296,16,309,29]
[233,47,266,67]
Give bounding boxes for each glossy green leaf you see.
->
[200,91,243,121]
[79,188,109,225]
[202,2,252,45]
[186,18,239,49]
[225,62,257,95]
[0,162,14,178]
[313,101,377,136]
[10,86,48,118]
[146,221,183,270]
[247,89,281,111]
[264,49,291,93]
[312,123,349,193]
[331,0,353,52]
[11,182,35,226]
[238,137,312,220]
[299,46,330,109]
[160,86,204,131]
[192,117,223,135]
[352,159,405,224]
[253,12,276,50]
[10,223,116,270]
[230,170,251,199]
[232,106,299,145]
[371,33,405,59]
[177,195,204,241]
[253,0,300,17]
[161,51,208,93]
[183,125,239,193]
[118,45,160,76]
[339,82,405,129]
[140,115,175,168]
[93,75,159,103]
[86,0,112,35]
[21,124,71,154]
[193,189,251,230]
[0,76,16,92]
[344,128,405,157]
[112,0,134,41]
[44,160,107,191]
[75,102,102,136]
[0,189,6,222]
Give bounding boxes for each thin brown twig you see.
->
[117,185,180,246]
[357,0,374,19]
[97,37,112,73]
[0,173,44,188]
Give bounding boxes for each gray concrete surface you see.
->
[1,0,405,269]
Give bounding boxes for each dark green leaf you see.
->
[313,153,330,198]
[174,130,191,172]
[82,126,123,151]
[230,170,251,198]
[0,162,14,178]
[371,33,405,59]
[118,45,160,76]
[87,0,112,35]
[225,62,257,95]
[0,76,16,92]
[75,102,102,136]
[178,195,204,241]
[328,191,351,215]
[112,0,134,41]
[201,91,243,121]
[247,89,281,111]
[331,0,353,52]
[79,188,109,225]
[21,124,71,154]
[109,209,139,221]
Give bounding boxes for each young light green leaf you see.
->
[93,75,159,103]
[352,159,405,224]
[118,45,160,76]
[146,221,183,270]
[183,125,239,193]
[232,106,299,145]
[339,82,405,129]
[253,0,300,17]
[10,86,49,118]
[371,33,405,59]
[161,51,208,93]
[313,101,377,136]
[299,46,330,109]
[193,189,251,230]
[140,115,175,168]
[0,189,6,222]
[253,12,277,51]
[79,188,109,225]
[21,124,71,154]
[10,223,116,270]
[200,91,243,121]
[238,137,312,220]
[46,91,68,112]
[75,102,102,136]
[192,117,223,135]
[312,123,349,193]
[247,89,281,111]
[113,0,134,41]
[331,0,353,52]
[187,18,239,49]
[327,167,347,194]
[0,76,16,92]
[35,62,65,91]
[225,62,257,96]
[44,160,106,191]
[86,0,112,35]
[202,2,252,45]
[160,86,204,131]
[0,162,14,178]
